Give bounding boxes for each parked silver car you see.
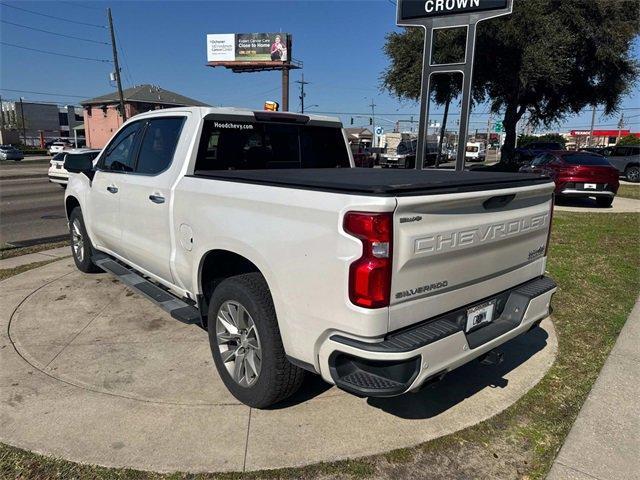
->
[605,145,640,182]
[0,145,24,161]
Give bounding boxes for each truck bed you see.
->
[193,168,550,196]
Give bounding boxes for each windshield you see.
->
[563,154,612,166]
[195,120,350,171]
[52,152,65,161]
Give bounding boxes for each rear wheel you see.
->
[596,197,614,208]
[625,165,639,183]
[208,273,304,408]
[69,207,101,273]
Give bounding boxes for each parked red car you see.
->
[520,151,619,207]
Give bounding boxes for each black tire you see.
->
[596,196,614,208]
[59,184,67,189]
[207,273,304,408]
[68,207,101,273]
[625,165,639,183]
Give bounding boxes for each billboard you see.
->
[398,0,508,21]
[207,33,290,63]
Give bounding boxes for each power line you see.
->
[0,41,111,63]
[0,19,109,45]
[0,88,91,98]
[0,2,106,28]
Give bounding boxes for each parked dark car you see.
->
[0,145,24,161]
[603,145,640,183]
[580,146,614,156]
[520,151,619,207]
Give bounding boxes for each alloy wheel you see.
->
[215,300,262,387]
[71,219,84,263]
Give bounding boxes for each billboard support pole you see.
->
[397,0,513,172]
[282,64,290,112]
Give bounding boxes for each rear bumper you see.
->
[319,276,556,397]
[560,189,615,197]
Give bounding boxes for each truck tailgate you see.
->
[390,182,555,331]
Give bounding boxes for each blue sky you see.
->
[1,0,638,134]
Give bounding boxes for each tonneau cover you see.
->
[193,168,551,196]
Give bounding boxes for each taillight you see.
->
[343,212,393,309]
[545,195,555,256]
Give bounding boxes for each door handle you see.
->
[149,194,165,204]
[107,185,118,194]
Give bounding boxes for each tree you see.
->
[618,134,640,146]
[381,0,640,163]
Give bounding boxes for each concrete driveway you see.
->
[0,259,558,473]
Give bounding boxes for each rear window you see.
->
[530,143,562,150]
[194,120,350,171]
[563,154,612,166]
[466,146,479,153]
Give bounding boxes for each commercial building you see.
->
[568,129,640,149]
[0,101,85,146]
[81,84,208,148]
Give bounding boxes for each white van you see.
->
[466,142,486,162]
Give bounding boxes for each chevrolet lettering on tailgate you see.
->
[414,213,549,256]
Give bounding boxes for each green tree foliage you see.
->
[617,134,640,146]
[381,0,640,162]
[517,133,567,148]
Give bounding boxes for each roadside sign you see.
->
[398,0,508,22]
[395,0,513,171]
[494,121,504,133]
[375,126,384,135]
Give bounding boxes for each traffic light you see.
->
[369,118,373,125]
[350,117,354,125]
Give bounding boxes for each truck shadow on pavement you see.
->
[554,197,611,209]
[366,327,549,419]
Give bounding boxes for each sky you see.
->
[1,0,639,135]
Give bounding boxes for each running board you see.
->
[92,253,200,325]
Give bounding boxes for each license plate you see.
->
[584,183,597,190]
[56,164,62,169]
[466,300,496,332]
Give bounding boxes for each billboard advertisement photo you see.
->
[207,33,290,63]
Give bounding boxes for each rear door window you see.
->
[135,117,185,175]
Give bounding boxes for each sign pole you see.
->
[396,0,513,172]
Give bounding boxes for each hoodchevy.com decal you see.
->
[213,122,254,130]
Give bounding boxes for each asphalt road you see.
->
[0,159,68,246]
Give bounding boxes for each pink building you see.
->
[81,84,207,148]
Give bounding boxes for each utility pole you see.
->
[0,94,4,131]
[588,105,596,147]
[616,113,624,143]
[19,97,26,144]
[369,98,376,148]
[295,73,311,113]
[486,113,492,146]
[107,8,127,122]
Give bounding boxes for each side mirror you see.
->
[65,155,94,174]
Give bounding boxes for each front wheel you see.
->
[68,207,101,273]
[625,166,639,183]
[208,273,304,408]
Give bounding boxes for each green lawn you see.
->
[1,212,639,479]
[618,184,640,200]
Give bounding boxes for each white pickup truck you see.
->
[64,107,557,408]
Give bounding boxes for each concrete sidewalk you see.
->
[547,297,640,480]
[0,246,70,269]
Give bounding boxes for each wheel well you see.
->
[625,162,639,170]
[65,196,80,219]
[199,249,260,310]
